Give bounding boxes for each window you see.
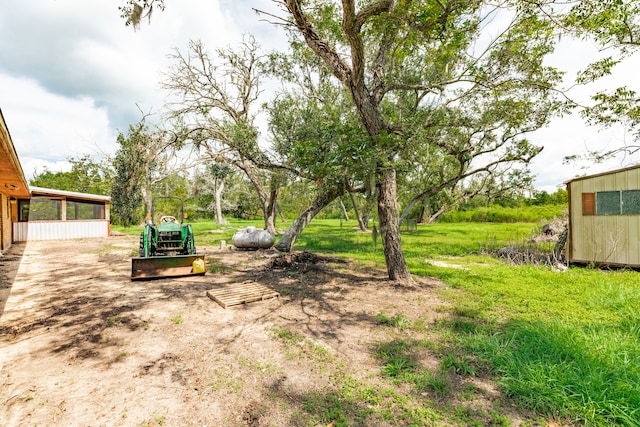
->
[18,198,105,221]
[66,199,105,220]
[622,190,640,214]
[19,198,62,221]
[584,189,640,216]
[596,191,621,215]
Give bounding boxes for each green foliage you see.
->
[191,171,264,221]
[110,118,174,226]
[565,0,640,50]
[110,127,146,226]
[560,1,640,161]
[29,154,112,195]
[268,88,371,182]
[530,189,568,206]
[152,173,189,202]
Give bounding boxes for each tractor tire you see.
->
[182,235,191,255]
[139,235,145,257]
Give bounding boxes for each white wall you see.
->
[13,221,109,242]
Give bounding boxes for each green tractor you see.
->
[131,196,206,280]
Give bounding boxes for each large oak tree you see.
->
[272,0,567,281]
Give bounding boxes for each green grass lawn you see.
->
[114,218,640,425]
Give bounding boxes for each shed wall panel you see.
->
[13,221,109,242]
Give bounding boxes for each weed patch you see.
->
[375,311,411,329]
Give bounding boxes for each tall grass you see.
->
[440,204,566,223]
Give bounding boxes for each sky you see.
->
[0,0,285,178]
[1,0,639,193]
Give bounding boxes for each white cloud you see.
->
[529,116,637,192]
[0,0,281,181]
[1,73,113,179]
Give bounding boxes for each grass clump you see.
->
[272,327,304,345]
[294,374,440,427]
[374,311,412,329]
[467,320,640,426]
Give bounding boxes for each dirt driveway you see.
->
[0,236,520,426]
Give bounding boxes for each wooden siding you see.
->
[568,167,640,266]
[13,220,110,242]
[0,110,30,199]
[1,193,11,251]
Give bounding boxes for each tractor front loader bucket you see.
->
[131,254,206,280]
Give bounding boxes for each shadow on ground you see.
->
[0,242,25,319]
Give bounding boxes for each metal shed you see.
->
[565,164,640,267]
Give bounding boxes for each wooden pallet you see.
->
[206,281,279,308]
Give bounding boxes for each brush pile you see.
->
[493,218,568,268]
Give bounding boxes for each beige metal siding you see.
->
[568,167,640,266]
[13,220,110,242]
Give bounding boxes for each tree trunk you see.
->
[275,185,343,252]
[214,178,226,225]
[417,204,426,224]
[264,177,279,235]
[286,0,407,280]
[277,203,287,223]
[140,186,152,222]
[362,212,370,229]
[427,205,447,223]
[264,207,277,234]
[339,198,350,221]
[349,191,367,231]
[377,166,411,281]
[233,160,278,235]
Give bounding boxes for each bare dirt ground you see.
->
[0,236,530,426]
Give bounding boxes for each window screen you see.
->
[596,191,621,215]
[66,199,105,220]
[20,198,63,221]
[622,190,640,214]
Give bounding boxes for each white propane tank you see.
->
[231,227,275,249]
